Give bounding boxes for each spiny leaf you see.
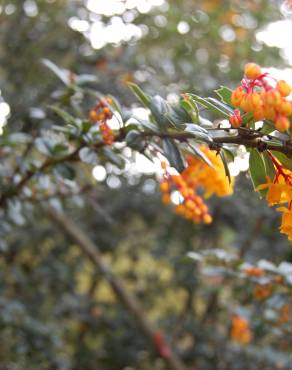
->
[214,86,233,106]
[162,138,185,172]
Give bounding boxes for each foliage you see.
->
[1,1,292,370]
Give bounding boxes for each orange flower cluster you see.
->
[159,146,233,224]
[89,98,114,145]
[230,63,292,132]
[182,146,234,198]
[231,315,252,345]
[160,168,212,225]
[257,153,292,240]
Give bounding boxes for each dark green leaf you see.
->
[249,149,267,197]
[162,138,185,172]
[219,151,231,184]
[79,147,98,164]
[262,152,276,180]
[128,82,151,108]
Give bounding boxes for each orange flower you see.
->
[254,284,272,300]
[231,315,252,345]
[231,63,292,132]
[244,63,262,80]
[244,266,265,277]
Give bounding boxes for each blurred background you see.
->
[0,1,292,369]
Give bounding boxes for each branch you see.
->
[1,126,291,209]
[47,208,187,370]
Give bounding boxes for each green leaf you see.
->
[133,118,159,133]
[262,152,276,180]
[187,94,230,119]
[222,147,235,162]
[249,149,267,197]
[180,99,199,123]
[206,97,234,115]
[242,112,254,125]
[166,104,193,127]
[214,86,233,106]
[128,82,151,108]
[260,121,275,134]
[79,147,98,164]
[49,106,78,127]
[125,130,145,150]
[219,151,231,184]
[103,147,125,168]
[162,138,185,172]
[184,124,213,143]
[149,96,170,128]
[42,59,70,85]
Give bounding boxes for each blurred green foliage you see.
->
[0,1,292,370]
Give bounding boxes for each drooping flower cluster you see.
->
[230,63,292,132]
[89,98,114,145]
[160,163,212,225]
[159,146,233,224]
[182,146,234,198]
[231,315,252,345]
[257,153,292,240]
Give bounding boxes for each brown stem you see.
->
[1,128,291,209]
[47,208,187,370]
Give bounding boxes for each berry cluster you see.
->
[159,146,234,224]
[160,163,212,224]
[230,63,292,132]
[89,98,114,145]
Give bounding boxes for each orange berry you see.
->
[244,63,262,80]
[89,110,98,122]
[244,266,265,277]
[277,80,291,97]
[203,214,212,224]
[162,194,171,204]
[277,99,292,116]
[175,204,185,214]
[275,115,290,132]
[160,180,170,193]
[185,199,196,210]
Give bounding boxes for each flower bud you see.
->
[275,115,290,132]
[277,80,291,97]
[244,63,262,80]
